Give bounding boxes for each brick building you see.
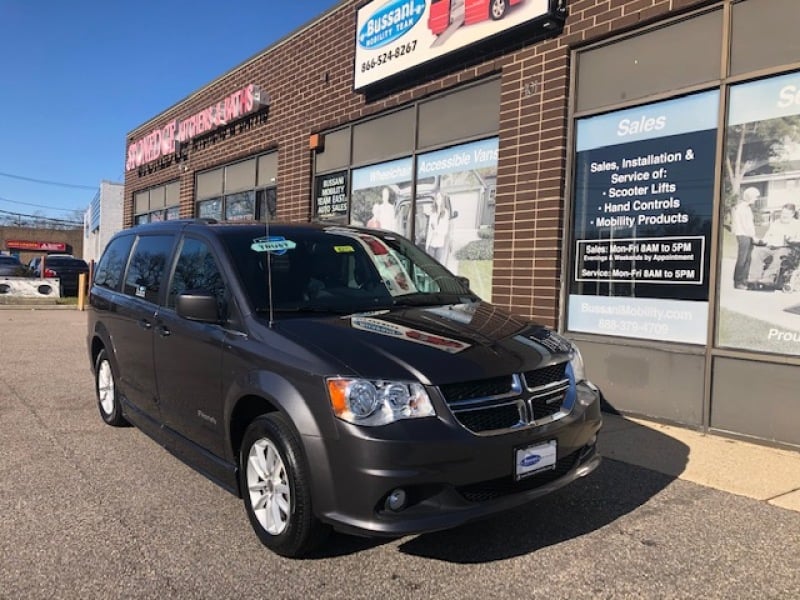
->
[123,0,800,448]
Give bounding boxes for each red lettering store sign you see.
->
[126,83,268,172]
[7,240,67,252]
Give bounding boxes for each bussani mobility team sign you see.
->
[568,91,719,345]
[354,0,550,90]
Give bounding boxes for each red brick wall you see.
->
[124,0,712,326]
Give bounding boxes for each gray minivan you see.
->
[87,219,602,557]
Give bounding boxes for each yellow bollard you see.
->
[78,273,87,311]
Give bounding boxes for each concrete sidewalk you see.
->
[599,412,800,512]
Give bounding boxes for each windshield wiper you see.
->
[257,306,354,315]
[391,292,474,307]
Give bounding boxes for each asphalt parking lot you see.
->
[2,309,799,599]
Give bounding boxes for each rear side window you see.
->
[124,235,174,303]
[94,236,135,291]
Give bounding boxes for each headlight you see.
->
[327,378,435,426]
[568,344,586,383]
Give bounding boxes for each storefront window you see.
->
[195,153,276,222]
[313,171,349,222]
[257,188,277,221]
[350,157,412,236]
[717,70,800,355]
[568,91,719,344]
[133,181,180,224]
[198,198,223,221]
[414,138,498,301]
[225,191,256,221]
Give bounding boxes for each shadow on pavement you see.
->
[311,408,689,562]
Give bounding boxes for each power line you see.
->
[0,196,87,213]
[0,171,98,191]
[0,208,82,226]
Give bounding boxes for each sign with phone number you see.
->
[354,0,553,90]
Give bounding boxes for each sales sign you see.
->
[568,91,719,344]
[354,0,554,90]
[314,171,349,220]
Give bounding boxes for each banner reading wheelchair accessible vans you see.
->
[717,71,800,356]
[354,0,551,90]
[568,91,719,344]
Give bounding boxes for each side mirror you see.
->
[176,291,220,323]
[451,210,459,219]
[456,276,470,290]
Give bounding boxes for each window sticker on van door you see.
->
[251,236,297,254]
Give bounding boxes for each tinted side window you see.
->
[94,235,135,291]
[124,235,174,303]
[168,237,226,308]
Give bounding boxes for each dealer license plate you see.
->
[515,440,557,480]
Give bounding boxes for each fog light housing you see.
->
[385,488,407,512]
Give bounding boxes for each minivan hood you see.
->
[270,301,574,385]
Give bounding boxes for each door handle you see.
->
[138,319,152,330]
[156,325,171,337]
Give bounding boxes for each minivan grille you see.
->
[440,362,570,435]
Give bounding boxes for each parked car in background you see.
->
[31,255,89,296]
[87,219,602,558]
[0,254,31,277]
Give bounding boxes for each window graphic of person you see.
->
[425,192,452,263]
[731,187,759,290]
[748,203,800,286]
[370,186,397,232]
[366,203,381,229]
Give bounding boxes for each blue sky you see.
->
[0,0,341,224]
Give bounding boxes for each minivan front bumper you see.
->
[304,381,602,537]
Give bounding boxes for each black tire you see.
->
[95,349,128,427]
[489,0,508,20]
[239,414,329,557]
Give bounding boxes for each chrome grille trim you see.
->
[440,364,572,436]
[445,374,523,409]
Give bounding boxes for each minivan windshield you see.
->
[220,226,477,315]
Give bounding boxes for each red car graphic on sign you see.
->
[428,0,524,36]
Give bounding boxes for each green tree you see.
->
[725,116,800,204]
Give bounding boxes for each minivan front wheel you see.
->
[95,349,127,427]
[240,414,329,557]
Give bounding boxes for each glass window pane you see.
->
[418,79,501,150]
[124,235,175,303]
[257,153,278,187]
[576,10,723,113]
[314,128,351,173]
[150,186,166,209]
[94,235,135,291]
[165,181,180,206]
[730,0,800,76]
[225,191,256,221]
[350,157,412,234]
[134,191,149,213]
[352,108,414,166]
[168,237,226,309]
[717,71,800,356]
[196,168,223,201]
[224,159,256,194]
[197,198,222,221]
[257,188,277,221]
